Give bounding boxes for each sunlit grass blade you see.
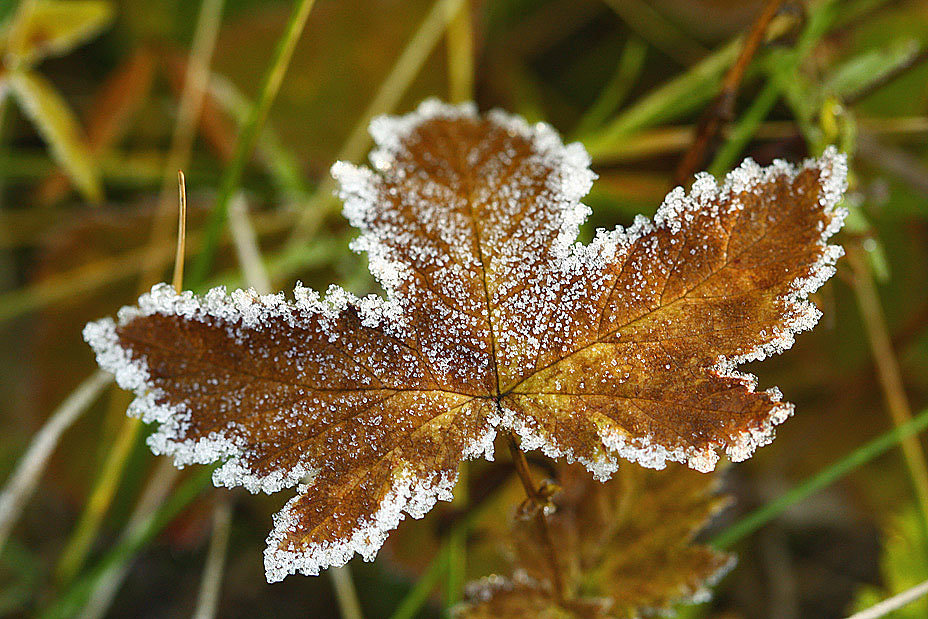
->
[825,38,923,100]
[446,0,473,104]
[329,567,364,619]
[192,499,233,619]
[4,0,113,65]
[848,577,928,619]
[848,243,928,529]
[8,70,103,203]
[712,407,928,549]
[206,72,311,203]
[228,193,271,294]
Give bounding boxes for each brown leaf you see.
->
[85,100,847,581]
[454,574,610,619]
[500,463,732,618]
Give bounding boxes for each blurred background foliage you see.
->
[0,0,927,617]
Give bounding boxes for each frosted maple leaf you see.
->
[84,100,847,582]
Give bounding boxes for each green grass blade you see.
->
[573,35,647,139]
[825,38,922,99]
[583,35,742,159]
[188,0,316,286]
[712,407,928,549]
[40,468,214,619]
[389,546,449,619]
[707,76,781,176]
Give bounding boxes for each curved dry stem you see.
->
[0,371,111,556]
[192,499,233,619]
[847,577,928,619]
[329,566,365,619]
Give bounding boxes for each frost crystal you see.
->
[85,99,847,582]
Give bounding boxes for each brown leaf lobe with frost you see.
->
[85,100,846,581]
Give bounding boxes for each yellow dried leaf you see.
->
[8,70,102,203]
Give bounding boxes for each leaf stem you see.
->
[505,432,566,604]
[173,170,188,293]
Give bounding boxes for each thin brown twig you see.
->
[858,134,928,196]
[192,498,233,619]
[845,47,928,106]
[505,432,566,604]
[672,0,785,186]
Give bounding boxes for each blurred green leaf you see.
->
[825,38,922,99]
[0,538,41,616]
[1,0,113,66]
[852,505,928,618]
[0,0,19,28]
[7,70,102,203]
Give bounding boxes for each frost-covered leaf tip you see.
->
[84,99,847,582]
